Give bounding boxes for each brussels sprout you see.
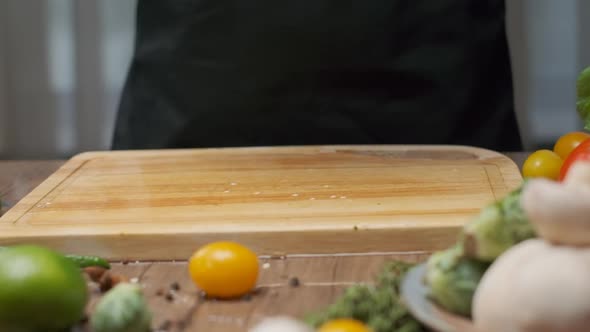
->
[425,244,489,317]
[90,283,152,332]
[462,182,536,262]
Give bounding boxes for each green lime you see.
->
[0,245,89,331]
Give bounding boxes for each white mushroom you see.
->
[472,239,590,332]
[563,161,590,187]
[521,162,590,246]
[249,316,314,332]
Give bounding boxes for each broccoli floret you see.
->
[305,261,426,332]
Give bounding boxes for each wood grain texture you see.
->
[0,145,522,260]
[0,152,529,332]
[103,252,432,332]
[0,160,63,209]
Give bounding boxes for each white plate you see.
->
[400,264,477,332]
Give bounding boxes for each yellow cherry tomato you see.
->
[522,149,563,180]
[318,318,373,332]
[553,131,590,159]
[188,241,259,299]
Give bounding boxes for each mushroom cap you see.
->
[521,167,590,247]
[473,239,590,332]
[249,316,314,332]
[563,161,590,187]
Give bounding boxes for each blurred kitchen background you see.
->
[0,0,588,159]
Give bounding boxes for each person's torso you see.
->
[113,0,522,151]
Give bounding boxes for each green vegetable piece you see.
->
[91,283,152,332]
[305,261,426,332]
[462,182,536,262]
[0,245,89,332]
[64,254,111,269]
[577,66,590,130]
[424,244,489,317]
[0,246,110,269]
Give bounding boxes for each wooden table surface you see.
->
[0,152,528,332]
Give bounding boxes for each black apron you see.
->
[112,0,522,151]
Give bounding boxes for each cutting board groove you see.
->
[0,145,521,260]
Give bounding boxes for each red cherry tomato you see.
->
[559,138,590,181]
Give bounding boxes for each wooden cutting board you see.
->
[0,145,522,260]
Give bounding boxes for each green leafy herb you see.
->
[577,66,590,130]
[305,261,426,332]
